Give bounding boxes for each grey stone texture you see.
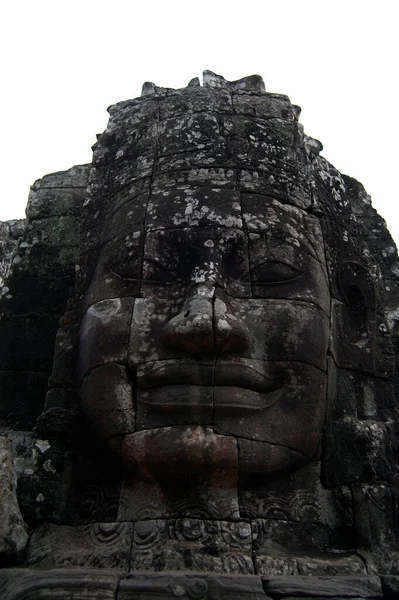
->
[0,71,398,597]
[0,436,27,558]
[0,164,90,432]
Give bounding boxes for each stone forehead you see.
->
[102,190,324,261]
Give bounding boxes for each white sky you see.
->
[1,1,398,245]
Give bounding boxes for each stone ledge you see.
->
[0,570,388,599]
[261,574,382,598]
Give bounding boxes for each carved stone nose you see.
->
[163,285,250,356]
[163,285,215,356]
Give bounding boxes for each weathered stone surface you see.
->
[119,427,239,521]
[381,575,399,599]
[80,363,134,442]
[238,437,308,486]
[327,360,398,422]
[0,437,27,558]
[26,522,132,569]
[323,419,398,487]
[0,568,119,599]
[1,71,399,591]
[0,219,26,285]
[255,553,366,577]
[352,484,399,552]
[261,575,382,598]
[131,519,254,573]
[146,188,242,230]
[214,361,327,461]
[78,298,134,380]
[0,163,87,441]
[238,461,332,521]
[47,318,79,388]
[119,572,267,600]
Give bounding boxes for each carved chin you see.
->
[121,426,237,484]
[120,425,311,490]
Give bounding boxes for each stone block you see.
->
[0,568,119,599]
[88,155,155,202]
[242,194,325,265]
[261,575,382,598]
[77,298,134,380]
[238,438,308,487]
[255,553,366,577]
[151,168,237,193]
[239,462,332,523]
[93,117,157,165]
[146,187,242,231]
[30,164,90,190]
[330,300,394,378]
[80,231,144,308]
[119,572,267,600]
[214,361,326,459]
[80,363,134,442]
[24,215,80,247]
[383,279,399,335]
[157,112,225,158]
[253,517,331,557]
[323,419,398,487]
[48,321,79,388]
[352,484,399,551]
[225,114,296,154]
[232,92,294,120]
[239,168,312,210]
[327,361,398,422]
[105,194,147,241]
[26,522,133,569]
[0,437,28,558]
[158,86,233,120]
[131,518,254,574]
[13,242,77,277]
[119,426,239,521]
[26,186,87,220]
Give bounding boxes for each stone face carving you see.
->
[0,71,399,597]
[78,75,330,498]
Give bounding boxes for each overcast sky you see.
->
[1,1,398,245]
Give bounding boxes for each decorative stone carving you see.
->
[1,71,399,597]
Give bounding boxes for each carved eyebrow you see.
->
[142,256,176,274]
[251,257,300,271]
[255,227,324,263]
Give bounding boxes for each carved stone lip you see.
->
[137,358,284,394]
[213,385,285,411]
[214,362,284,393]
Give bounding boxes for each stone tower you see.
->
[0,71,398,599]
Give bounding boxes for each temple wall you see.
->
[0,165,90,434]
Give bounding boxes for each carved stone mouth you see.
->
[136,358,284,396]
[213,386,285,411]
[214,363,284,393]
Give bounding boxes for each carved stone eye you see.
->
[252,260,302,284]
[142,258,174,283]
